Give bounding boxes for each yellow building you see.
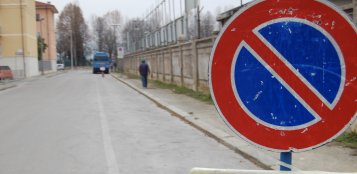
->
[36,1,58,72]
[0,0,39,78]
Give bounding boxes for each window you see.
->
[0,66,10,70]
[36,13,40,21]
[37,32,41,37]
[94,56,109,61]
[0,43,2,58]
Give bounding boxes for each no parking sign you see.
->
[210,0,357,152]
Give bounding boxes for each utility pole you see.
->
[194,0,198,37]
[110,24,120,54]
[20,0,26,78]
[197,6,204,39]
[173,0,177,43]
[185,11,189,41]
[40,18,45,75]
[70,30,73,70]
[110,24,121,72]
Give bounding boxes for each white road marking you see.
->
[95,77,120,174]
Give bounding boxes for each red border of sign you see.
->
[209,0,357,152]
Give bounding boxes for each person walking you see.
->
[114,62,117,71]
[139,59,150,88]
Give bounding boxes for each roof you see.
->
[35,1,59,13]
[94,52,109,57]
[216,0,354,22]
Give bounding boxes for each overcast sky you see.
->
[41,0,253,23]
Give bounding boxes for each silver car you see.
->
[57,64,64,70]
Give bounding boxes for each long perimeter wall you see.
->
[123,35,218,94]
[123,33,357,133]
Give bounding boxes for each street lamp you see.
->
[109,24,121,52]
[144,31,150,49]
[110,24,121,72]
[38,18,45,75]
[69,30,73,70]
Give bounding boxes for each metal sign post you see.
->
[209,0,357,171]
[15,53,17,79]
[118,47,124,73]
[280,152,292,171]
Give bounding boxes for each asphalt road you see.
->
[0,70,260,174]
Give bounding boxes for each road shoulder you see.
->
[111,73,280,170]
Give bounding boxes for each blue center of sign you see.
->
[234,21,342,128]
[259,21,342,104]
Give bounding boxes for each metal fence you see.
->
[126,0,199,53]
[38,60,52,71]
[126,0,203,53]
[128,15,188,53]
[62,60,91,67]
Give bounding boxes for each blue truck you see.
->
[93,52,110,74]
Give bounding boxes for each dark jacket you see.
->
[139,62,150,75]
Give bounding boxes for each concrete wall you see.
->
[124,35,217,93]
[125,8,357,132]
[0,57,39,77]
[337,0,357,24]
[124,34,357,133]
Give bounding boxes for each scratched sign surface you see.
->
[209,0,357,152]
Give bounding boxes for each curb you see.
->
[111,73,283,170]
[0,71,67,91]
[0,84,16,91]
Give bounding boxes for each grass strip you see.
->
[334,131,357,149]
[121,72,214,105]
[152,80,214,105]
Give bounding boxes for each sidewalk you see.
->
[0,70,67,91]
[111,73,357,172]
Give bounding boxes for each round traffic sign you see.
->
[209,0,357,152]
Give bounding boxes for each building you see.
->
[0,0,39,78]
[216,0,357,28]
[330,0,357,21]
[36,1,58,72]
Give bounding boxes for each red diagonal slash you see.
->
[244,32,330,118]
[210,0,357,151]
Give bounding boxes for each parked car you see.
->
[57,64,64,70]
[0,66,14,80]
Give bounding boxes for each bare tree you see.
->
[95,17,105,52]
[56,29,69,62]
[103,10,123,57]
[147,9,162,32]
[224,4,234,11]
[215,6,222,15]
[120,18,131,50]
[188,10,195,39]
[200,11,215,38]
[88,14,98,55]
[56,3,89,66]
[215,6,223,30]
